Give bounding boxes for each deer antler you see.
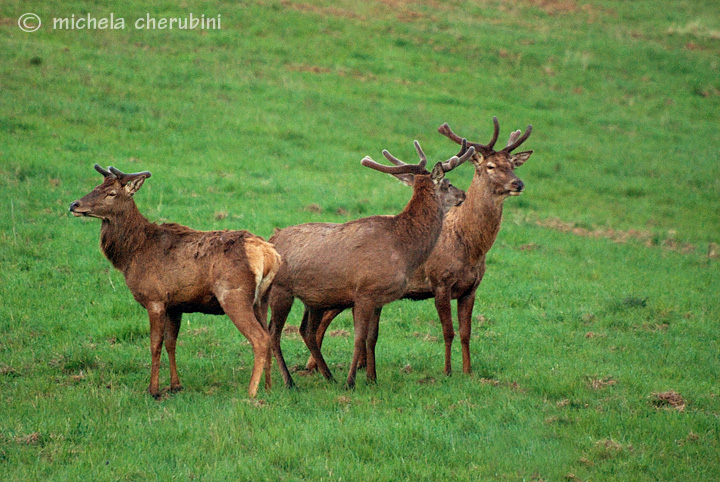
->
[94,164,115,178]
[439,117,531,155]
[381,141,427,171]
[437,123,465,145]
[440,141,474,172]
[362,156,429,176]
[483,116,500,152]
[370,140,473,175]
[506,130,522,148]
[438,117,499,156]
[501,124,532,153]
[109,166,152,180]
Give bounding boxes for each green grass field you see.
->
[1,0,719,480]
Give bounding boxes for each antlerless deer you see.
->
[309,117,533,376]
[264,142,475,388]
[70,165,280,398]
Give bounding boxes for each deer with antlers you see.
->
[264,142,475,388]
[69,165,281,398]
[307,117,533,376]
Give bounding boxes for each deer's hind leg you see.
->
[300,307,335,382]
[267,286,297,389]
[218,288,271,398]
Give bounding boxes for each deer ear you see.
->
[122,174,149,196]
[430,162,445,184]
[470,152,485,165]
[510,151,533,168]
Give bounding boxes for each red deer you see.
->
[264,142,475,388]
[69,165,280,398]
[308,117,533,376]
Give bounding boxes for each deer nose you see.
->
[69,201,80,212]
[511,180,524,192]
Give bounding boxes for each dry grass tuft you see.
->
[329,329,350,337]
[589,375,617,390]
[651,390,686,411]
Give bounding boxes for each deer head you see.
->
[438,117,532,197]
[362,140,474,212]
[69,165,152,220]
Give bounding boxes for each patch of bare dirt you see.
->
[594,438,633,459]
[525,0,580,14]
[287,64,332,74]
[652,390,686,411]
[0,365,19,376]
[475,314,492,325]
[640,322,669,332]
[329,329,350,337]
[413,331,439,342]
[16,432,43,445]
[304,203,323,214]
[535,217,698,254]
[708,243,720,259]
[479,377,500,386]
[518,0,613,20]
[243,398,267,408]
[187,327,210,336]
[678,431,699,446]
[281,1,364,20]
[283,325,301,339]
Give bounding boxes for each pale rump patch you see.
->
[244,237,282,305]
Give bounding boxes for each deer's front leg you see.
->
[456,289,477,374]
[164,310,183,392]
[433,285,455,376]
[146,303,168,398]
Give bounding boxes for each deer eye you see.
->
[486,164,496,170]
[107,190,117,197]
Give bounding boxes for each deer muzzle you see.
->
[69,200,86,217]
[508,179,524,196]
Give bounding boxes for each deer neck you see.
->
[452,172,505,265]
[100,202,152,272]
[394,176,445,271]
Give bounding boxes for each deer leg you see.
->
[218,289,270,398]
[364,306,382,384]
[351,307,367,369]
[300,308,335,382]
[146,304,167,398]
[346,301,374,389]
[434,285,455,376]
[306,308,343,371]
[253,295,272,391]
[267,288,296,389]
[457,290,477,374]
[164,310,183,392]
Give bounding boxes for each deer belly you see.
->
[170,296,225,315]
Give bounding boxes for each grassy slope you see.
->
[1,0,719,480]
